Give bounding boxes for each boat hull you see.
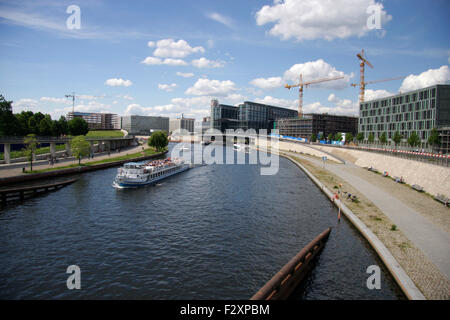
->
[113,165,190,189]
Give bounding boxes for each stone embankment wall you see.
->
[314,145,450,198]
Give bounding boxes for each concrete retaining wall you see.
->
[256,140,343,164]
[314,145,450,198]
[281,153,426,300]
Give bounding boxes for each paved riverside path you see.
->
[0,144,151,179]
[281,149,450,280]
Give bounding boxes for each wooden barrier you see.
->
[0,178,77,205]
[251,227,331,300]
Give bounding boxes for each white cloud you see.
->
[40,97,71,104]
[158,83,177,92]
[12,98,39,111]
[250,77,284,89]
[256,0,392,41]
[151,38,205,58]
[65,101,111,113]
[284,59,351,89]
[191,57,225,68]
[176,72,195,78]
[399,65,450,92]
[185,78,237,96]
[105,78,133,87]
[206,12,234,29]
[254,96,298,109]
[364,89,394,101]
[124,103,153,116]
[141,56,188,66]
[326,93,359,115]
[147,41,155,47]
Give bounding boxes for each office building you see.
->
[358,84,450,143]
[169,116,195,133]
[210,99,298,133]
[120,115,169,135]
[67,112,119,130]
[275,114,358,140]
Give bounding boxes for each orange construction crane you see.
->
[356,49,374,104]
[285,74,344,118]
[351,76,405,100]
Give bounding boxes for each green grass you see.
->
[24,147,163,174]
[0,144,66,160]
[85,130,124,138]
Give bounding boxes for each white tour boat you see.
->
[112,157,190,189]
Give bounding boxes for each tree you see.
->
[0,94,20,136]
[356,132,364,142]
[407,131,421,147]
[15,111,34,136]
[368,133,375,143]
[346,132,354,143]
[71,135,90,165]
[68,117,89,136]
[39,115,53,136]
[148,131,168,151]
[334,132,343,141]
[23,134,38,171]
[379,132,387,144]
[327,133,333,141]
[310,133,317,143]
[58,116,69,136]
[28,112,45,134]
[428,128,441,148]
[392,131,402,146]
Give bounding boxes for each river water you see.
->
[0,143,404,299]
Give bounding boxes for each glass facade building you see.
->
[358,84,450,142]
[275,114,358,140]
[210,100,298,133]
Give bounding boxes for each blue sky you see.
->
[0,0,449,120]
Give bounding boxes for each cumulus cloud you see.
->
[176,72,195,78]
[256,0,392,41]
[141,56,188,66]
[185,78,237,96]
[399,65,450,92]
[206,12,234,29]
[284,59,351,89]
[158,83,177,92]
[105,78,133,87]
[40,97,71,104]
[254,96,298,109]
[191,57,225,68]
[250,77,284,89]
[124,103,153,116]
[364,89,394,101]
[12,98,39,111]
[151,38,205,58]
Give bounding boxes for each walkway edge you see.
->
[0,150,168,186]
[281,153,426,300]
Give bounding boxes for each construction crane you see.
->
[351,76,405,99]
[65,92,103,113]
[356,49,374,104]
[65,92,77,113]
[285,74,345,118]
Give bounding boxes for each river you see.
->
[0,143,404,299]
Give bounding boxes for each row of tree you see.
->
[310,129,441,148]
[0,95,89,136]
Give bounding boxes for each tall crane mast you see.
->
[285,74,344,118]
[356,49,374,104]
[65,92,76,113]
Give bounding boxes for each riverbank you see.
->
[0,147,168,186]
[280,150,449,300]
